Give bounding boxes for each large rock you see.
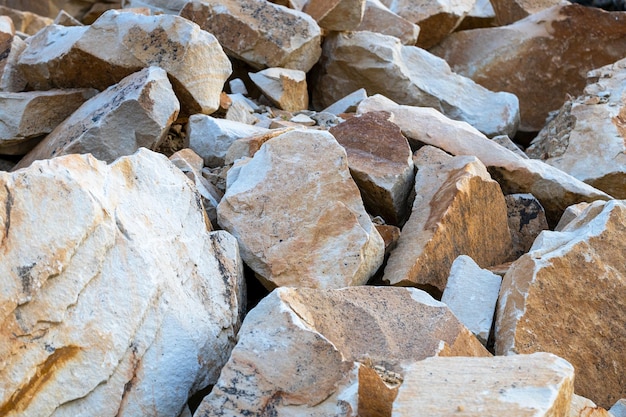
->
[302,0,365,31]
[15,9,231,116]
[217,129,385,289]
[496,199,626,408]
[431,3,626,132]
[0,5,53,34]
[14,66,178,170]
[315,31,519,138]
[0,149,245,417]
[355,0,420,45]
[490,0,562,25]
[180,0,322,72]
[194,286,490,416]
[248,67,308,112]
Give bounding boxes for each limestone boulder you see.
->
[490,0,562,25]
[302,0,365,31]
[496,199,626,407]
[505,193,549,258]
[355,0,420,45]
[315,31,519,138]
[217,129,385,289]
[0,5,53,34]
[249,67,308,112]
[14,66,178,170]
[194,286,490,416]
[180,0,322,72]
[0,149,245,417]
[431,3,626,132]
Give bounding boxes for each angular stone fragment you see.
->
[14,67,179,170]
[554,202,591,231]
[180,0,322,72]
[0,5,53,35]
[0,149,244,417]
[0,35,27,92]
[53,9,83,26]
[490,0,562,25]
[611,399,626,417]
[322,88,367,115]
[457,0,496,30]
[392,353,575,416]
[355,0,420,45]
[303,0,365,31]
[505,193,549,258]
[570,395,613,417]
[195,287,490,416]
[224,127,293,165]
[329,111,414,225]
[217,129,385,289]
[431,3,626,132]
[0,15,15,73]
[496,200,626,407]
[249,67,308,112]
[121,0,188,14]
[315,31,519,138]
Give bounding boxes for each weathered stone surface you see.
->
[357,94,611,226]
[0,89,97,155]
[355,0,420,45]
[526,58,626,198]
[180,0,321,72]
[570,395,613,417]
[0,149,245,417]
[0,5,53,34]
[555,201,591,231]
[303,0,365,30]
[195,286,490,416]
[224,127,293,166]
[329,111,414,225]
[224,93,258,125]
[121,0,187,14]
[431,3,626,132]
[249,67,308,112]
[505,193,549,258]
[53,9,83,26]
[392,353,575,416]
[457,0,496,30]
[15,9,231,116]
[496,200,626,408]
[218,129,385,289]
[315,31,519,138]
[322,88,367,115]
[441,255,501,345]
[490,0,562,25]
[0,15,15,75]
[14,67,178,170]
[0,34,27,92]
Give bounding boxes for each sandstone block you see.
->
[303,0,365,31]
[505,193,549,258]
[249,67,308,112]
[355,0,420,45]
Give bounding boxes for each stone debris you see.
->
[248,67,308,112]
[505,193,549,258]
[322,88,367,115]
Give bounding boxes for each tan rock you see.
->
[375,223,400,257]
[315,31,519,138]
[53,9,83,26]
[554,201,591,232]
[180,0,321,72]
[249,67,308,112]
[0,5,53,35]
[0,34,27,92]
[121,0,188,14]
[490,0,562,25]
[303,0,365,31]
[570,395,613,417]
[496,200,626,408]
[392,353,575,416]
[0,15,16,82]
[224,127,294,165]
[14,67,179,170]
[505,193,549,258]
[329,111,414,225]
[217,129,385,289]
[355,0,420,45]
[194,286,490,416]
[431,3,626,132]
[456,0,496,30]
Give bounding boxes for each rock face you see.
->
[505,193,549,258]
[355,0,420,45]
[180,0,321,72]
[490,0,562,25]
[217,129,385,289]
[14,66,179,170]
[248,67,308,112]
[303,0,365,31]
[496,200,626,408]
[195,286,490,417]
[431,3,626,132]
[384,146,512,296]
[0,149,244,417]
[0,5,53,34]
[526,57,626,198]
[315,31,519,138]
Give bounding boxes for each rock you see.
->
[441,255,502,345]
[322,88,367,115]
[217,129,385,289]
[505,193,549,258]
[492,134,528,158]
[15,9,231,117]
[81,2,127,24]
[554,201,591,231]
[431,3,626,132]
[570,395,614,417]
[223,93,258,125]
[14,67,179,170]
[375,223,401,257]
[457,0,496,30]
[185,114,269,168]
[0,5,53,35]
[526,58,626,198]
[228,78,247,95]
[180,0,322,72]
[355,0,420,45]
[392,353,574,416]
[315,31,519,138]
[53,9,83,26]
[611,399,626,417]
[224,128,294,165]
[496,199,626,408]
[329,111,414,225]
[121,0,188,14]
[490,0,562,25]
[194,286,490,416]
[0,16,17,83]
[0,149,244,417]
[0,34,27,92]
[357,94,611,226]
[0,89,97,155]
[289,113,315,125]
[248,67,308,112]
[303,0,365,31]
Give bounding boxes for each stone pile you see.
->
[0,0,624,416]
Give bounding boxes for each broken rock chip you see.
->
[0,149,245,417]
[217,129,385,289]
[248,67,308,112]
[496,199,626,408]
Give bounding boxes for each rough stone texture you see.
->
[0,89,97,155]
[180,0,321,72]
[0,34,27,92]
[570,395,613,417]
[505,193,549,258]
[357,95,611,226]
[555,201,590,232]
[355,0,420,45]
[15,9,231,117]
[0,5,53,34]
[224,127,293,166]
[303,0,365,31]
[0,149,245,417]
[14,67,178,170]
[431,3,626,132]
[322,88,367,115]
[392,353,575,416]
[121,0,188,14]
[384,146,513,296]
[490,0,562,25]
[195,287,490,417]
[315,31,519,138]
[217,129,385,289]
[329,111,414,225]
[248,67,308,112]
[496,200,626,408]
[526,57,626,198]
[441,255,501,345]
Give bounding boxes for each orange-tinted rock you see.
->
[0,5,53,35]
[248,67,308,112]
[490,0,562,25]
[355,0,420,45]
[303,0,365,31]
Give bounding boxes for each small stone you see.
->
[570,395,613,417]
[505,193,549,258]
[53,9,83,26]
[249,67,308,112]
[224,93,258,125]
[228,78,248,95]
[323,88,368,115]
[289,113,316,125]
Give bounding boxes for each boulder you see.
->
[217,129,385,289]
[490,0,562,25]
[0,149,245,417]
[0,34,27,92]
[248,67,308,112]
[0,5,53,34]
[355,0,420,45]
[302,0,365,31]
[505,193,549,258]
